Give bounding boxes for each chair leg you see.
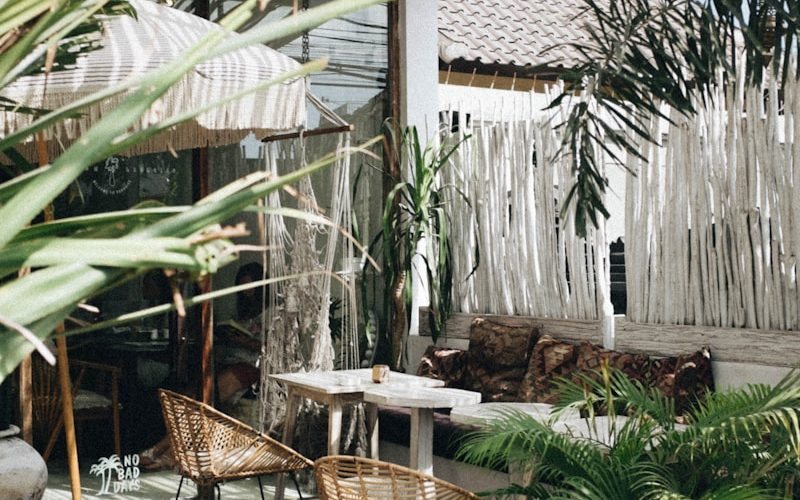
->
[257,476,265,500]
[111,406,121,458]
[290,473,304,500]
[42,414,65,462]
[175,476,183,500]
[215,483,221,500]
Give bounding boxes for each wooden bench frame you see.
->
[418,308,800,367]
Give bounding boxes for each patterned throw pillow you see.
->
[416,345,468,388]
[519,335,580,404]
[464,318,540,402]
[644,347,714,415]
[575,342,650,385]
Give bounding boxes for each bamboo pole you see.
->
[18,357,32,444]
[55,330,81,500]
[35,132,81,499]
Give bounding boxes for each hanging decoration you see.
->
[257,90,363,453]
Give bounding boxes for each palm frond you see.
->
[458,410,608,486]
[541,0,800,235]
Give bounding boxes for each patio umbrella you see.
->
[0,0,306,159]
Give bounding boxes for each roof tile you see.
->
[439,0,601,67]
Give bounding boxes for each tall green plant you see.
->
[459,368,800,499]
[380,124,468,369]
[0,0,385,382]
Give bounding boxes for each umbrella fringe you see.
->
[0,0,306,161]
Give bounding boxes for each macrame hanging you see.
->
[257,88,365,454]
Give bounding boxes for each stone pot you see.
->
[0,426,47,500]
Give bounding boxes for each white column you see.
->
[399,0,439,136]
[398,0,439,338]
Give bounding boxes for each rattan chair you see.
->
[315,455,479,500]
[158,389,312,499]
[33,356,121,461]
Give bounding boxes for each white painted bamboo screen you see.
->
[441,105,611,320]
[625,74,800,331]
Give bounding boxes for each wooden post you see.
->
[191,0,214,408]
[56,331,81,500]
[34,132,81,498]
[199,276,214,405]
[18,357,32,444]
[192,146,214,405]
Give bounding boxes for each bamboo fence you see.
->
[625,72,800,331]
[441,96,610,321]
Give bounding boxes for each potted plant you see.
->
[377,124,469,370]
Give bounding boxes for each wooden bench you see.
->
[381,308,800,491]
[413,308,799,390]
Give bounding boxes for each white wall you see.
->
[399,0,440,337]
[399,0,440,137]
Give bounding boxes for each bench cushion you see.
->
[519,335,714,413]
[416,346,468,388]
[519,335,580,404]
[464,318,539,402]
[575,342,650,385]
[645,346,714,414]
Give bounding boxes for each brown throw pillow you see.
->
[644,347,714,415]
[416,345,468,388]
[464,318,540,402]
[519,335,579,404]
[575,342,649,385]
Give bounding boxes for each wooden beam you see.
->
[438,70,552,92]
[387,1,401,124]
[261,124,354,143]
[418,309,602,345]
[614,319,800,367]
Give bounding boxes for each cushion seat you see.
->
[73,389,113,410]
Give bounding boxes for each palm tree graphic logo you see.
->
[89,454,124,495]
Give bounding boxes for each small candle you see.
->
[371,364,389,383]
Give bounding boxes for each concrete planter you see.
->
[0,426,47,500]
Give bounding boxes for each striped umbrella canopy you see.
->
[1,0,306,158]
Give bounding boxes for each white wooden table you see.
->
[362,385,481,475]
[450,402,580,426]
[270,369,444,500]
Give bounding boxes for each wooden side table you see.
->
[362,385,481,475]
